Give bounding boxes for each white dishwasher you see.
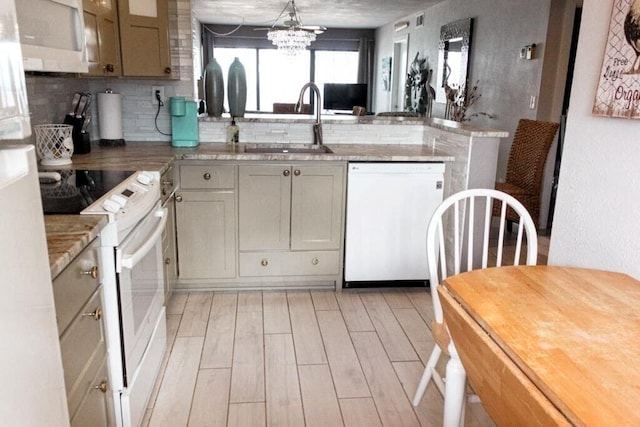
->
[344,162,445,285]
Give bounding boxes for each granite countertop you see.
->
[66,141,454,168]
[45,140,455,275]
[45,214,108,279]
[178,143,455,162]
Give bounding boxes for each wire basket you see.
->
[34,124,74,166]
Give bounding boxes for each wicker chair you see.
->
[494,118,559,229]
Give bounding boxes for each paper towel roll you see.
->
[98,92,124,140]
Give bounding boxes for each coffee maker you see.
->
[170,97,199,147]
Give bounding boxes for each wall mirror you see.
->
[435,18,474,103]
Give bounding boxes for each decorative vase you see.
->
[227,57,247,117]
[204,58,224,117]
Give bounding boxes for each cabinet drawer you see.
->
[60,289,106,419]
[53,238,101,335]
[180,164,236,189]
[239,251,340,277]
[70,354,111,427]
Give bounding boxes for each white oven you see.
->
[83,172,167,427]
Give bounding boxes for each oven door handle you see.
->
[120,207,168,270]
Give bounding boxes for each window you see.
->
[259,49,310,111]
[212,48,358,112]
[314,50,359,88]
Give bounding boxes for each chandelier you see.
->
[265,1,325,56]
[267,28,316,56]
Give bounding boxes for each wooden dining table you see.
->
[438,265,640,426]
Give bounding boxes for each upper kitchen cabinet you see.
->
[117,0,171,77]
[83,0,121,76]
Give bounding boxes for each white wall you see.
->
[374,0,552,178]
[549,0,640,279]
[373,0,575,228]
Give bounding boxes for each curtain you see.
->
[357,37,375,112]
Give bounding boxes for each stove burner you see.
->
[40,169,134,214]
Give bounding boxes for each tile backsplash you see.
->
[23,0,195,145]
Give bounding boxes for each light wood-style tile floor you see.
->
[141,288,496,427]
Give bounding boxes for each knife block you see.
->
[63,114,86,152]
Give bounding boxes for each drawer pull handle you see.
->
[83,307,102,321]
[283,170,290,177]
[82,266,99,279]
[294,169,301,176]
[175,195,183,202]
[165,257,171,265]
[311,257,319,265]
[203,172,212,180]
[261,259,269,267]
[94,380,108,393]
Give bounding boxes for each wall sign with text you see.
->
[593,0,640,119]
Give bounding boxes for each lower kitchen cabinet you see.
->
[174,161,346,289]
[52,238,113,426]
[175,191,236,280]
[238,162,346,279]
[175,163,237,283]
[239,163,345,252]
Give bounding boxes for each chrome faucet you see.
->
[295,82,323,146]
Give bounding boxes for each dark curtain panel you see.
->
[357,37,375,112]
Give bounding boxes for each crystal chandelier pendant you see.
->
[264,0,323,57]
[267,28,316,57]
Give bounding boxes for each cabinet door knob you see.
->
[103,63,115,73]
[165,257,171,265]
[203,172,212,180]
[261,259,269,267]
[83,307,102,321]
[294,169,301,176]
[311,257,319,265]
[94,380,108,393]
[283,170,291,177]
[175,195,183,202]
[164,67,172,74]
[82,266,99,279]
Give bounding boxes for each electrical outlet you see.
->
[152,86,164,104]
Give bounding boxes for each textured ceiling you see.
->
[193,0,445,29]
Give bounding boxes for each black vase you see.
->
[204,58,224,117]
[228,57,247,117]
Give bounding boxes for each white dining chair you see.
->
[412,188,538,427]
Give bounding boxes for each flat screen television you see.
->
[323,83,367,111]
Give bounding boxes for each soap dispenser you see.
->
[227,117,239,144]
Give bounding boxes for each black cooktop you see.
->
[40,169,135,214]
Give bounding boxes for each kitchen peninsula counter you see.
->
[44,142,453,276]
[201,115,508,139]
[45,119,506,277]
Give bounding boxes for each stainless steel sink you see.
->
[244,144,333,154]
